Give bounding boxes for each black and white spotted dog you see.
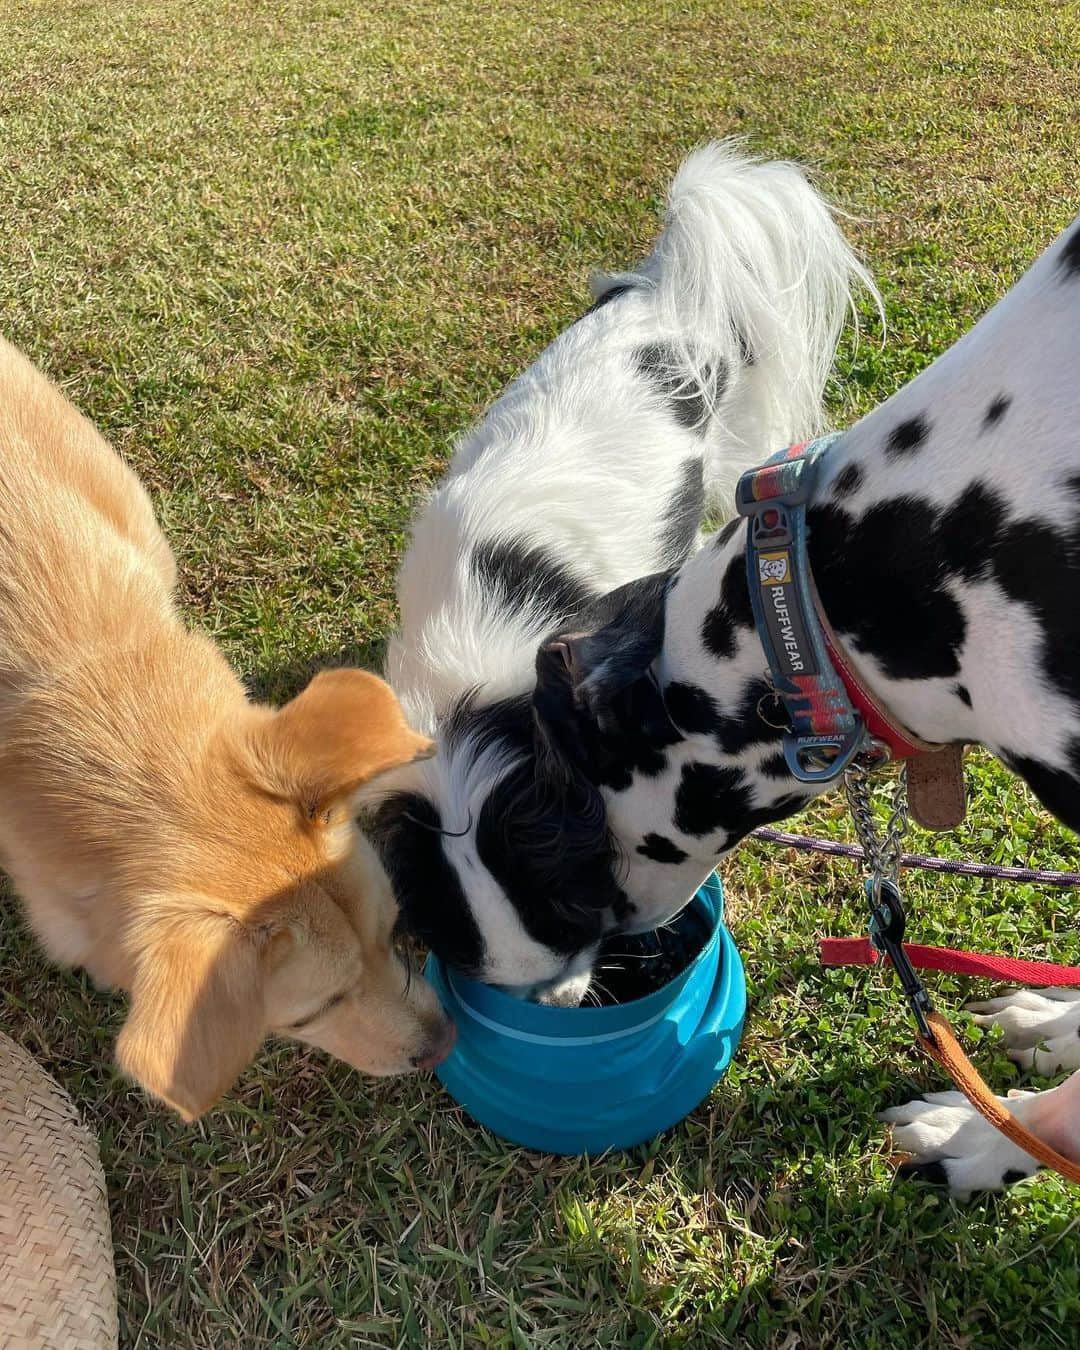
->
[366,142,874,1000]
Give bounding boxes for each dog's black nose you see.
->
[410,1019,457,1070]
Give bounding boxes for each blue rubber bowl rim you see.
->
[425,874,745,1154]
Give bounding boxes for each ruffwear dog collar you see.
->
[735,435,941,784]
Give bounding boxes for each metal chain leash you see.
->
[844,749,910,897]
[843,747,935,1037]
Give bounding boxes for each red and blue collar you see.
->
[735,435,935,783]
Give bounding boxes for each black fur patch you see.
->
[472,539,594,628]
[533,572,681,793]
[674,762,752,837]
[808,498,966,680]
[664,681,721,737]
[1002,1168,1032,1185]
[370,793,487,976]
[701,544,757,662]
[885,416,930,459]
[936,483,1006,582]
[953,684,972,708]
[582,281,634,316]
[636,833,689,864]
[713,679,786,757]
[832,463,864,498]
[983,394,1011,429]
[990,516,1080,707]
[438,694,630,955]
[674,761,806,844]
[634,341,725,434]
[658,458,705,567]
[701,602,737,660]
[1058,222,1080,281]
[1003,744,1080,833]
[897,1159,951,1187]
[720,546,755,631]
[475,756,622,956]
[714,517,743,550]
[759,751,791,779]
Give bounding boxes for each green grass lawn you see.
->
[2,1,1079,1344]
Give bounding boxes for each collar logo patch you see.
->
[758,551,791,584]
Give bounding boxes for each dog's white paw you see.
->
[879,1090,1040,1199]
[966,987,1080,1074]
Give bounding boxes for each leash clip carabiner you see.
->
[846,755,936,1042]
[865,876,935,1041]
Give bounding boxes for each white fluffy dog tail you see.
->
[595,140,880,505]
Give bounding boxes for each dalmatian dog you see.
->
[531,212,1080,1196]
[367,142,874,999]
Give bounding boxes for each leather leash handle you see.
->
[915,1011,1080,1184]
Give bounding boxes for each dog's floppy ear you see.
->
[250,669,434,822]
[533,572,672,744]
[115,904,286,1121]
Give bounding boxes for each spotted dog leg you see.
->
[965,988,1080,1074]
[881,1067,1080,1198]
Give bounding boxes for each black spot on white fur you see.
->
[634,342,725,434]
[673,761,806,844]
[702,547,756,659]
[897,1159,951,1188]
[582,281,634,317]
[953,684,972,708]
[885,416,929,459]
[714,516,742,550]
[674,763,752,837]
[664,681,720,737]
[658,458,705,567]
[760,751,791,779]
[701,603,737,660]
[637,833,688,864]
[1002,1168,1034,1185]
[472,539,594,628]
[1003,743,1080,833]
[983,394,1011,428]
[808,497,966,680]
[832,463,863,498]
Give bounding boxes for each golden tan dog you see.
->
[0,336,455,1120]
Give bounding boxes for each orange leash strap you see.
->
[915,1011,1080,1184]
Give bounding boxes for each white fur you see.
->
[385,142,875,735]
[880,1072,1080,1199]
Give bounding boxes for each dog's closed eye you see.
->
[287,988,349,1031]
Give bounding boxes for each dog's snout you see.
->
[410,1016,457,1070]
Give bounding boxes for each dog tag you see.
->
[907,746,966,831]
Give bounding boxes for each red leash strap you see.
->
[821,937,1080,985]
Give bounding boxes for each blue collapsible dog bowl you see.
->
[424,873,745,1154]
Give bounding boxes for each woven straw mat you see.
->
[0,1032,118,1348]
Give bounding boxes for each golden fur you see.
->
[0,336,454,1120]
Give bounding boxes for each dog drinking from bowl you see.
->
[363,141,875,1002]
[0,336,455,1120]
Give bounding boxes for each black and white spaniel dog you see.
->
[366,141,874,1000]
[375,189,1080,1195]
